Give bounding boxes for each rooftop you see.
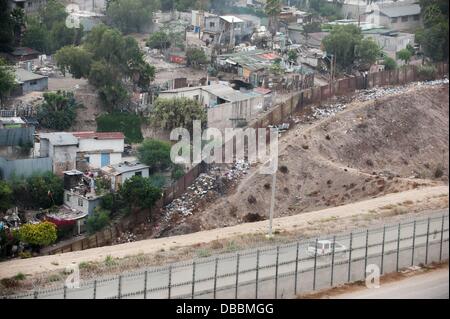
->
[376,2,421,18]
[102,161,150,175]
[0,116,25,125]
[220,16,245,24]
[10,47,40,57]
[217,50,280,71]
[40,132,78,146]
[15,68,48,83]
[72,131,125,140]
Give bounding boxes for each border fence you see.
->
[5,213,448,299]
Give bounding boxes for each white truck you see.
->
[307,240,347,258]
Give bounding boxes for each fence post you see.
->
[118,275,122,299]
[331,236,336,286]
[275,246,280,299]
[380,226,386,274]
[93,280,97,299]
[425,217,431,264]
[396,223,401,272]
[364,229,369,277]
[34,291,38,299]
[440,215,445,261]
[168,265,172,299]
[347,232,353,282]
[313,238,318,290]
[235,253,240,299]
[411,220,416,266]
[143,271,148,299]
[63,285,67,299]
[191,261,196,299]
[294,242,299,295]
[213,257,218,299]
[255,250,260,299]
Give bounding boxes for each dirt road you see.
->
[332,266,449,299]
[0,185,447,279]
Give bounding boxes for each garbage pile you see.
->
[162,161,250,221]
[354,86,407,102]
[307,103,347,120]
[115,231,137,244]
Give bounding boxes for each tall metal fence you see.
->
[6,213,448,299]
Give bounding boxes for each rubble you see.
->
[162,161,250,222]
[115,231,137,244]
[307,103,347,120]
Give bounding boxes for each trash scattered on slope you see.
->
[162,161,250,221]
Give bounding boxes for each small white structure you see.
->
[72,131,125,169]
[39,131,125,175]
[102,161,150,191]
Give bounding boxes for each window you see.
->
[85,156,90,163]
[66,194,70,202]
[413,15,420,21]
[29,80,37,85]
[391,17,398,23]
[401,16,408,22]
[210,22,215,28]
[135,171,142,177]
[78,198,83,207]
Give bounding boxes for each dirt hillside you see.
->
[169,84,449,233]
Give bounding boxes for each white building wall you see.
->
[64,190,101,215]
[78,138,124,153]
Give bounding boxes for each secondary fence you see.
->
[6,213,448,299]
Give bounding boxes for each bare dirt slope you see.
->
[182,84,449,232]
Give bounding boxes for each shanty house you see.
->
[101,161,150,191]
[365,1,422,31]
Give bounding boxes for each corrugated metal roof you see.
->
[103,161,149,175]
[15,68,47,82]
[218,50,280,71]
[379,3,421,18]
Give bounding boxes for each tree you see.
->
[55,46,93,78]
[150,97,207,134]
[383,56,397,71]
[11,173,64,209]
[147,31,171,50]
[119,175,161,210]
[186,48,208,68]
[302,22,322,41]
[0,181,13,214]
[86,208,110,234]
[137,139,172,172]
[287,50,298,64]
[39,0,67,30]
[22,17,50,54]
[356,38,381,70]
[0,0,14,50]
[18,221,57,247]
[322,25,363,71]
[415,0,449,62]
[106,0,156,33]
[0,58,16,107]
[265,0,281,36]
[396,49,412,65]
[37,91,79,130]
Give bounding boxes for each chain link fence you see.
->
[5,213,449,299]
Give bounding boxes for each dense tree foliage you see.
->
[10,173,64,210]
[150,97,207,134]
[55,24,155,110]
[323,25,381,71]
[106,0,159,33]
[86,209,110,234]
[147,31,171,50]
[119,175,161,210]
[396,49,412,65]
[18,221,57,247]
[415,0,449,62]
[383,56,397,71]
[21,0,83,54]
[96,113,143,143]
[0,58,16,107]
[0,181,13,214]
[186,48,208,68]
[37,91,79,130]
[137,139,172,173]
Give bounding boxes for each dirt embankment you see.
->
[172,85,449,234]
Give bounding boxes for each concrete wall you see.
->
[208,95,264,132]
[83,152,122,169]
[64,190,101,215]
[21,78,48,94]
[365,33,414,59]
[0,156,52,180]
[52,145,78,175]
[78,138,124,153]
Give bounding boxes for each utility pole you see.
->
[267,169,277,238]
